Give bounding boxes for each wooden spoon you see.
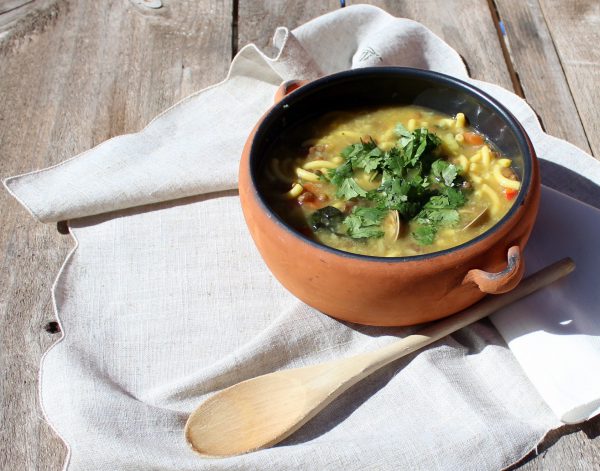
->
[185,258,575,458]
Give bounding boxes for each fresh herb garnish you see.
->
[393,124,441,169]
[319,126,468,245]
[344,206,386,239]
[325,160,367,200]
[341,138,384,174]
[412,224,438,245]
[430,159,459,187]
[337,177,368,200]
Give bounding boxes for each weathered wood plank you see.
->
[509,413,600,470]
[238,0,513,90]
[509,3,600,466]
[493,0,592,155]
[2,0,599,470]
[236,0,339,55]
[359,0,514,90]
[237,2,599,470]
[0,0,232,470]
[538,0,600,157]
[0,0,47,31]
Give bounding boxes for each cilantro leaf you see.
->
[412,225,437,245]
[325,160,353,186]
[373,171,430,219]
[322,123,469,246]
[416,207,460,226]
[431,159,459,187]
[388,127,442,170]
[442,165,458,186]
[344,206,386,239]
[444,187,466,207]
[395,123,412,138]
[325,160,367,199]
[341,139,384,174]
[424,195,451,209]
[337,177,367,200]
[351,206,386,225]
[416,194,462,225]
[357,146,383,173]
[383,147,404,177]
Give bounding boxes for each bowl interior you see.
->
[248,67,534,261]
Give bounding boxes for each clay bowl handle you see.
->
[463,246,524,294]
[274,80,309,103]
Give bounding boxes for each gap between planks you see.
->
[231,0,238,59]
[487,0,525,97]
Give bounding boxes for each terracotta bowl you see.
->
[239,67,540,326]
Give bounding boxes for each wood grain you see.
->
[357,0,514,90]
[0,0,232,469]
[1,0,599,469]
[538,0,600,157]
[493,0,592,155]
[236,0,339,55]
[508,414,600,470]
[237,1,599,470]
[238,0,513,90]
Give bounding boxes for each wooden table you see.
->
[1,0,599,469]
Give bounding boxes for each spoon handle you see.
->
[359,257,575,373]
[185,258,575,457]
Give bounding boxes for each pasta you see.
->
[261,105,521,257]
[285,183,303,199]
[295,167,320,182]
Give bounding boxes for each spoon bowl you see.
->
[185,258,574,458]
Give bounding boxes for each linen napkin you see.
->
[492,187,600,424]
[5,5,600,470]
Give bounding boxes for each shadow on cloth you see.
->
[66,189,239,229]
[277,354,411,447]
[540,160,600,209]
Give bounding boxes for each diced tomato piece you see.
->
[299,182,330,209]
[297,191,316,205]
[503,188,518,200]
[463,131,485,146]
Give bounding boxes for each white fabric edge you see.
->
[1,33,298,223]
[26,32,301,466]
[16,39,600,426]
[500,427,557,471]
[5,7,597,467]
[562,399,600,424]
[2,173,41,221]
[492,186,600,425]
[38,228,79,471]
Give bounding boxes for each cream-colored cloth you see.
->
[5,5,600,470]
[492,187,600,424]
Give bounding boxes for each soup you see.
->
[260,106,520,257]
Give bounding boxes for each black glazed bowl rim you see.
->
[248,67,534,262]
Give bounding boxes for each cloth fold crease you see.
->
[5,4,600,470]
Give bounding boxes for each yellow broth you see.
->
[261,106,520,257]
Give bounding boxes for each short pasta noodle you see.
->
[493,165,521,190]
[261,105,521,257]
